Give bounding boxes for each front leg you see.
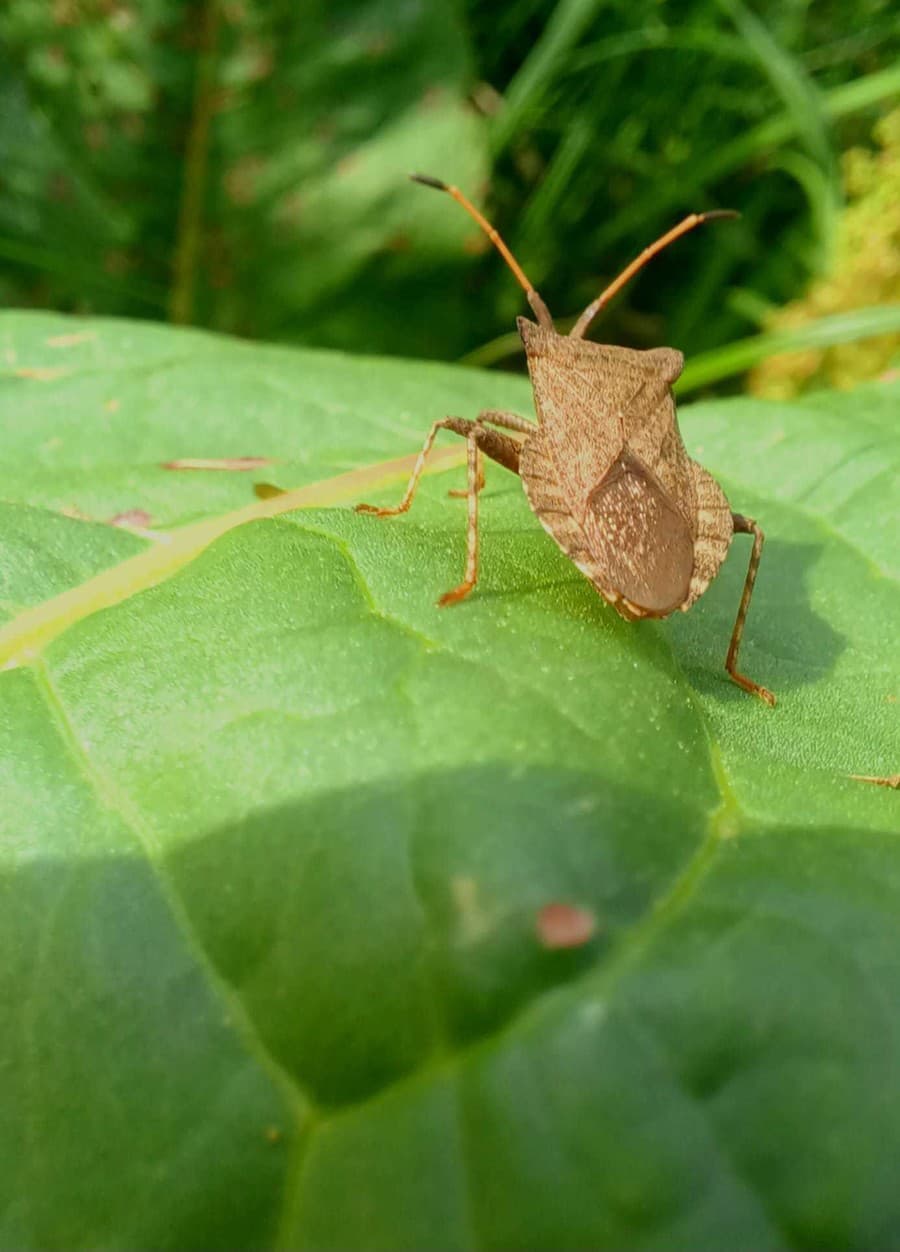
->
[438,427,482,606]
[355,417,474,518]
[448,410,531,496]
[477,409,535,435]
[355,416,523,516]
[355,416,524,605]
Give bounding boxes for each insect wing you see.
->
[585,450,694,613]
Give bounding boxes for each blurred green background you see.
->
[1,0,899,392]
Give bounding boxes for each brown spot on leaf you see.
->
[109,509,152,529]
[162,456,274,472]
[105,398,120,413]
[253,481,286,499]
[536,902,597,950]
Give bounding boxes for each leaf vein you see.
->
[28,656,315,1135]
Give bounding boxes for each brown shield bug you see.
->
[357,175,774,706]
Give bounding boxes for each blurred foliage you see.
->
[1,0,899,373]
[749,108,900,397]
[0,0,488,357]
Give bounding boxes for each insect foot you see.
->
[438,581,476,608]
[354,502,406,518]
[356,174,776,706]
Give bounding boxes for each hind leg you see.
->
[726,513,776,706]
[447,411,532,496]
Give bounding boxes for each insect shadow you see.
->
[456,506,842,700]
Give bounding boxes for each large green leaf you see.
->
[1,310,898,1251]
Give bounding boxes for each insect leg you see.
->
[357,420,521,605]
[476,409,535,435]
[355,417,478,517]
[439,427,483,607]
[446,414,529,501]
[725,513,776,706]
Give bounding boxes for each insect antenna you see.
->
[570,210,739,340]
[410,173,553,329]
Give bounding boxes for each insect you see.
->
[357,175,775,706]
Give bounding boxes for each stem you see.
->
[169,0,220,325]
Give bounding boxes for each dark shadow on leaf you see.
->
[12,815,900,1250]
[167,765,711,1109]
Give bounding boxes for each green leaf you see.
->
[2,310,898,1251]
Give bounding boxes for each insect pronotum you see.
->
[357,175,775,706]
